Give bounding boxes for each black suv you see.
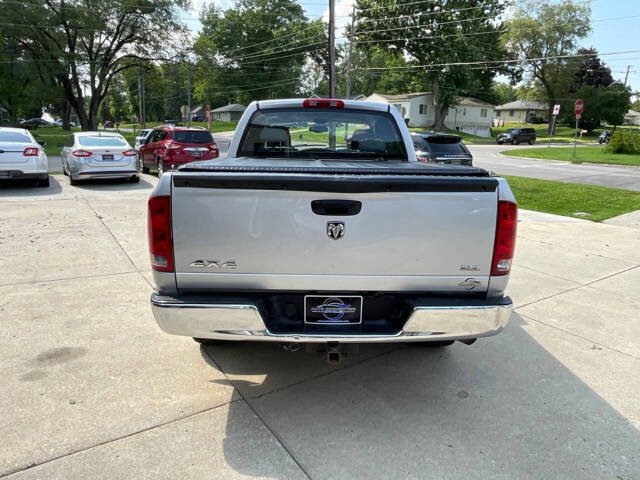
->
[496,128,536,145]
[410,132,473,166]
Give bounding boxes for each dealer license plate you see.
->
[101,154,114,161]
[304,295,362,324]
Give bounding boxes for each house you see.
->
[212,103,245,122]
[364,92,495,137]
[189,105,204,121]
[494,100,549,123]
[623,109,640,126]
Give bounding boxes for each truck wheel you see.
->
[528,137,535,145]
[422,340,454,347]
[511,138,519,145]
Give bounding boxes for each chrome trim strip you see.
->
[151,294,512,343]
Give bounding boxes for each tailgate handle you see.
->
[311,199,362,216]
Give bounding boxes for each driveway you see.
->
[0,177,638,479]
[469,144,640,191]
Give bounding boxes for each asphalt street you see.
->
[469,144,640,191]
[0,174,638,479]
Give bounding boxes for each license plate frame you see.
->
[101,154,114,161]
[191,151,202,157]
[304,295,363,325]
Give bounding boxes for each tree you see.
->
[561,82,631,133]
[490,82,518,106]
[193,0,321,107]
[355,0,511,128]
[0,0,189,130]
[501,0,591,128]
[571,48,613,90]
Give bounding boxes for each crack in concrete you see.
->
[0,399,242,479]
[201,347,314,480]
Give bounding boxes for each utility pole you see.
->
[624,65,631,86]
[328,0,336,98]
[137,73,142,126]
[140,66,146,128]
[187,66,192,127]
[345,5,356,99]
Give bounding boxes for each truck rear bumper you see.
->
[150,293,512,343]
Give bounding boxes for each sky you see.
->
[186,0,640,96]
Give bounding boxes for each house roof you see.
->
[625,109,640,116]
[190,105,203,114]
[458,96,494,108]
[495,100,548,111]
[212,103,245,112]
[368,92,431,102]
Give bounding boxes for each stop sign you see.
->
[574,99,584,116]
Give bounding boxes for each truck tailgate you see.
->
[171,170,498,293]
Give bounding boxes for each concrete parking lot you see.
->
[1,175,639,479]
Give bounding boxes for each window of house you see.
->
[419,104,428,115]
[480,109,487,118]
[509,110,515,117]
[496,110,501,117]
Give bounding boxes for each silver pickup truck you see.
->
[148,98,516,359]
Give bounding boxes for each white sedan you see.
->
[61,131,140,185]
[0,127,49,187]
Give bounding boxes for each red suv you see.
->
[139,126,219,176]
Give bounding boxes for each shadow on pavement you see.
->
[0,176,63,197]
[200,314,639,479]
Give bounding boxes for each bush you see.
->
[606,130,640,154]
[530,116,545,124]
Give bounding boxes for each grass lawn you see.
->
[501,146,640,167]
[504,175,640,222]
[117,120,238,133]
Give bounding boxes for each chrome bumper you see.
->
[150,294,512,343]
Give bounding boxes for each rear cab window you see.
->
[238,107,407,161]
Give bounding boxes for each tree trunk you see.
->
[431,77,441,128]
[546,102,555,134]
[60,101,72,131]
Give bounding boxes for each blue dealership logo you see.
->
[310,297,356,322]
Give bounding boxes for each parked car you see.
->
[139,125,219,176]
[20,118,51,126]
[192,116,205,122]
[598,130,611,144]
[134,129,152,150]
[410,132,473,166]
[60,131,139,185]
[496,127,536,145]
[148,98,516,362]
[54,119,76,127]
[163,119,181,126]
[103,120,114,129]
[0,127,49,187]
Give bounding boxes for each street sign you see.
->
[553,104,560,115]
[574,99,584,116]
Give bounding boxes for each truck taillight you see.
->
[491,200,517,276]
[148,195,174,272]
